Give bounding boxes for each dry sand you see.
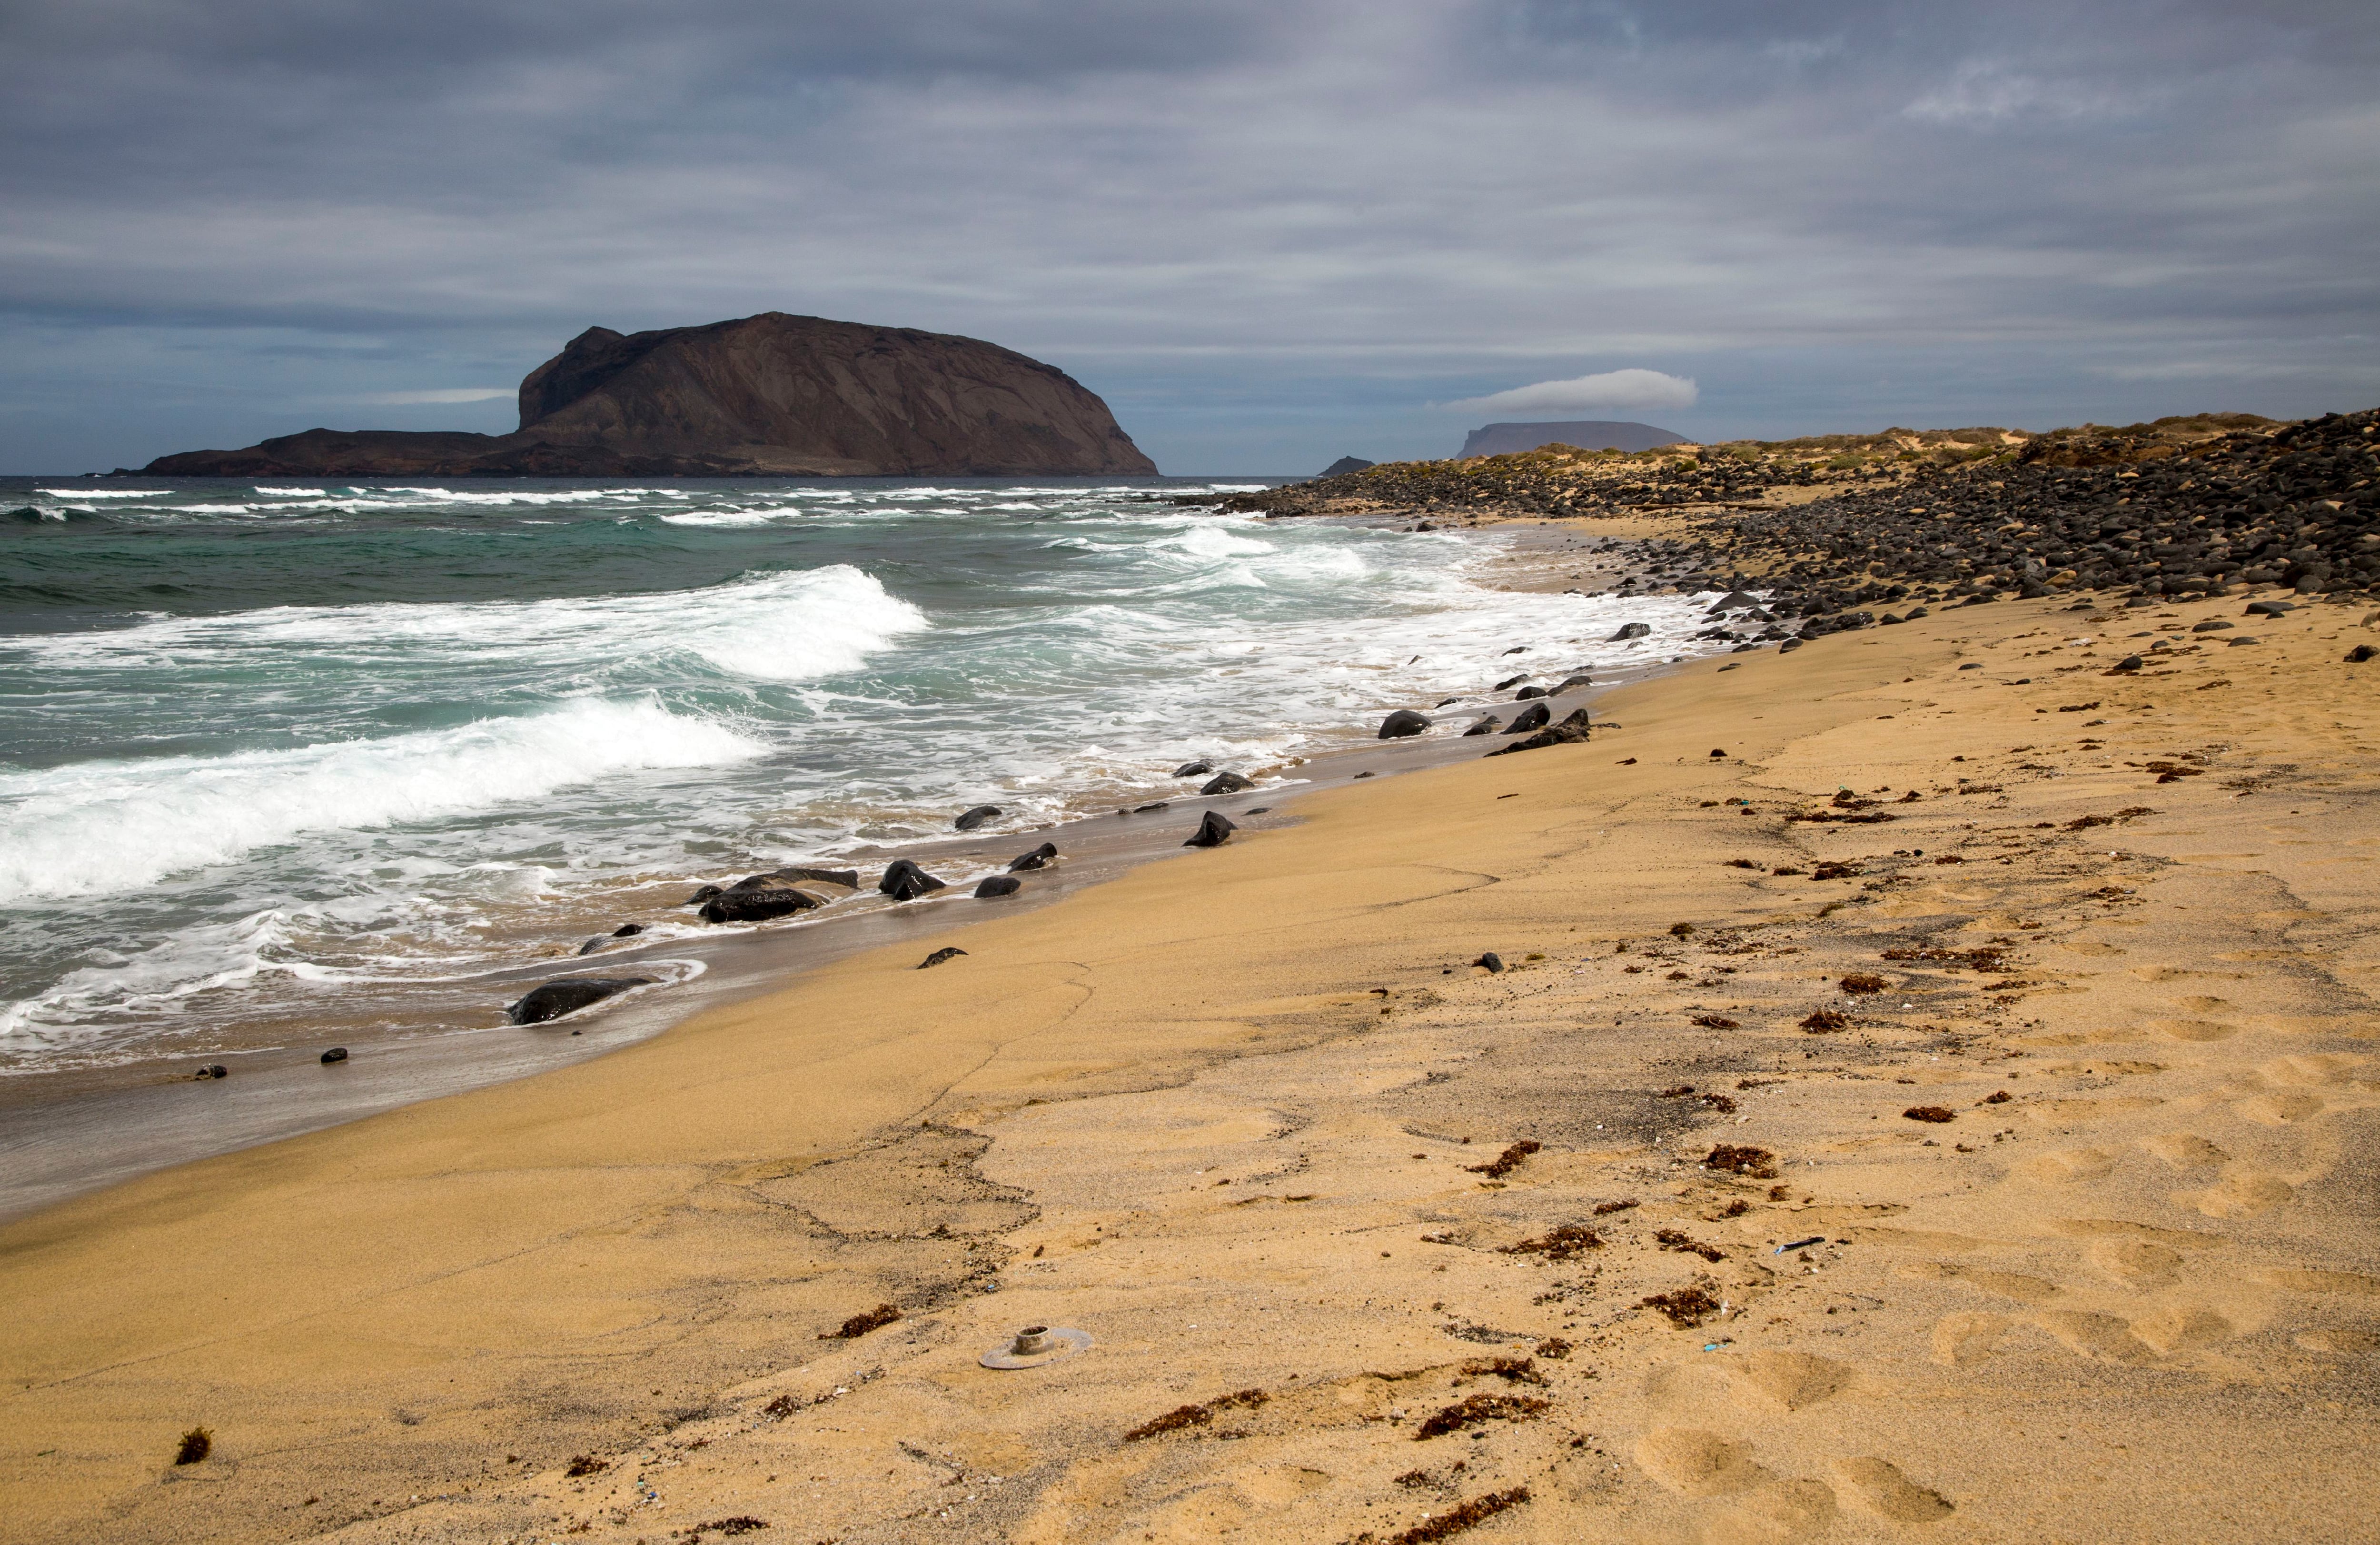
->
[5,591,2378,1545]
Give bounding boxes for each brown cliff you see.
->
[142,313,1158,478]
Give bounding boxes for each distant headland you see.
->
[1459,420,1684,457]
[138,313,1159,478]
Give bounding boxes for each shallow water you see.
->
[0,477,1723,1076]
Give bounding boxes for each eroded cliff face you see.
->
[143,313,1157,478]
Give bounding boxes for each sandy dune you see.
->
[4,590,2377,1544]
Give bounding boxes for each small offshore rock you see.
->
[684,883,725,905]
[1555,674,1593,691]
[974,875,1023,898]
[1008,842,1059,871]
[1514,685,1550,700]
[508,977,655,1025]
[700,888,820,924]
[1173,759,1214,778]
[1185,810,1237,847]
[880,859,948,902]
[576,936,612,956]
[1495,673,1530,691]
[1504,701,1552,734]
[611,921,645,937]
[1484,707,1591,757]
[1464,716,1502,737]
[1200,770,1256,795]
[918,947,968,969]
[1378,708,1432,739]
[1608,621,1652,641]
[320,1047,348,1064]
[955,804,1002,832]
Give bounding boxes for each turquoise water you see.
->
[0,477,1719,1072]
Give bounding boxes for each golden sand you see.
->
[5,591,2377,1543]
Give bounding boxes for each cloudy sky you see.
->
[3,0,2373,473]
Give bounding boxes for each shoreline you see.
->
[0,520,1721,1221]
[4,583,2377,1540]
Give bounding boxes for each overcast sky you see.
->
[3,0,2373,473]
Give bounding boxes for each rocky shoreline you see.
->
[1199,406,2380,632]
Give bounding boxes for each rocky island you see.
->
[140,312,1159,478]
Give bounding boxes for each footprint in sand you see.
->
[1732,1350,1854,1412]
[2142,1132,2231,1168]
[1902,1262,2064,1304]
[2294,1328,2380,1355]
[2152,1018,2237,1042]
[1830,1457,1955,1523]
[2257,1053,2367,1085]
[2033,1309,2160,1364]
[2020,1146,2119,1183]
[1929,1312,2011,1366]
[2174,995,2235,1015]
[2260,1266,2380,1297]
[1635,1428,1771,1496]
[2088,1237,2185,1290]
[2131,1305,2233,1354]
[2237,1090,2326,1125]
[2190,1169,2294,1218]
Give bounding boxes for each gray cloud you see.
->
[0,0,2372,471]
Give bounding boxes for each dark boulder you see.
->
[612,921,645,937]
[975,875,1023,898]
[1463,716,1502,737]
[2246,599,2295,617]
[2349,644,2377,663]
[684,883,725,905]
[2109,655,2144,673]
[1608,622,1652,641]
[1708,590,1761,612]
[508,977,655,1025]
[320,1047,348,1064]
[1184,810,1237,847]
[1555,674,1593,691]
[1484,708,1591,757]
[1378,708,1432,738]
[576,936,613,956]
[955,804,1002,832]
[1200,771,1256,795]
[768,866,862,889]
[2192,619,2233,632]
[1495,673,1530,690]
[1515,685,1550,700]
[1475,952,1505,973]
[1173,759,1214,777]
[700,888,820,924]
[879,859,948,901]
[918,947,968,969]
[1008,842,1060,871]
[1505,701,1552,734]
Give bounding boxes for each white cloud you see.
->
[1904,61,2130,126]
[356,387,514,404]
[1440,369,1698,415]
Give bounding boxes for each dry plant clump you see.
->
[1122,1388,1268,1443]
[1497,1224,1603,1261]
[1640,1286,1723,1326]
[1904,1106,1956,1123]
[1704,1143,1779,1178]
[173,1427,211,1466]
[1800,1008,1851,1032]
[1465,1140,1541,1178]
[1413,1393,1550,1440]
[1840,972,1889,994]
[822,1303,901,1340]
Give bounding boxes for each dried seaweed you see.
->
[1592,1198,1639,1215]
[1460,1356,1546,1386]
[1904,1106,1955,1123]
[1533,1337,1572,1359]
[686,1518,770,1539]
[1412,1394,1548,1440]
[1123,1388,1267,1442]
[1655,1228,1727,1262]
[1497,1224,1603,1261]
[1640,1286,1723,1326]
[173,1427,211,1466]
[1839,972,1888,993]
[1692,1014,1741,1029]
[821,1303,901,1340]
[1800,1008,1850,1032]
[1703,1144,1778,1178]
[565,1454,607,1477]
[1465,1140,1541,1178]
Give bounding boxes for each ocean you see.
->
[0,477,1726,1082]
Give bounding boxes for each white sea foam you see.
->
[0,699,763,902]
[17,565,928,684]
[32,488,158,498]
[254,487,329,497]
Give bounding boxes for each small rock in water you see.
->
[1464,716,1502,737]
[1556,674,1593,690]
[1504,701,1552,734]
[700,888,820,924]
[1200,770,1256,795]
[1495,673,1530,690]
[1484,707,1591,757]
[684,884,725,905]
[1608,621,1652,641]
[879,859,949,901]
[1515,685,1550,700]
[955,804,1002,832]
[1008,842,1060,871]
[320,1047,348,1064]
[1378,708,1432,739]
[1475,952,1505,973]
[974,875,1023,898]
[611,921,645,937]
[576,936,612,956]
[1134,800,1170,813]
[1353,770,1375,778]
[919,947,968,969]
[1173,759,1214,778]
[1184,810,1238,847]
[508,977,654,1026]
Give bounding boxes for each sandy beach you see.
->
[5,584,2378,1544]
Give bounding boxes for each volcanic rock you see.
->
[699,888,820,924]
[1505,702,1552,734]
[1184,811,1237,847]
[1200,771,1256,795]
[879,860,948,902]
[955,804,1002,832]
[142,313,1158,478]
[974,875,1024,897]
[1379,709,1432,739]
[1008,842,1060,871]
[508,977,655,1025]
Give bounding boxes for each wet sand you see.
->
[7,587,2374,1544]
